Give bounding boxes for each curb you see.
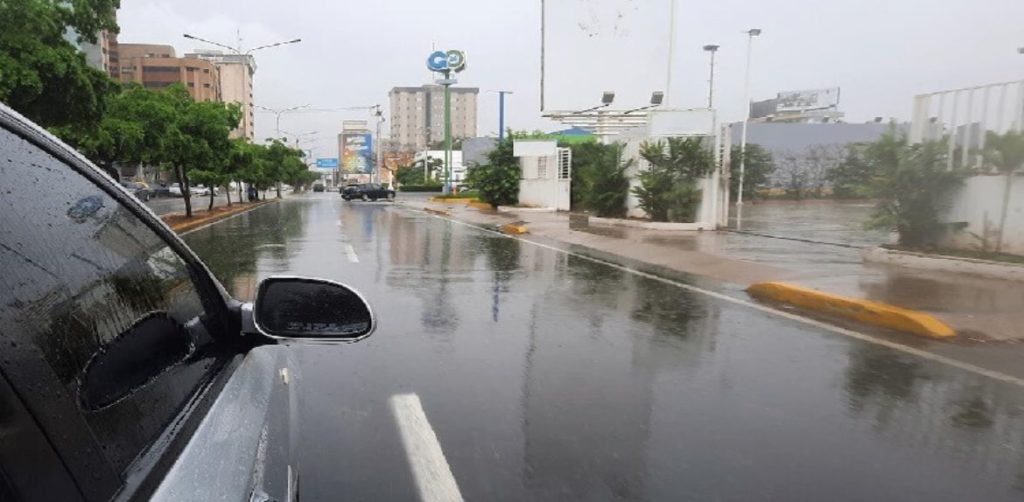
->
[746,282,955,339]
[424,207,452,217]
[500,223,528,235]
[467,200,492,210]
[427,197,476,205]
[862,247,1024,282]
[164,200,276,234]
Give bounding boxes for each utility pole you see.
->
[491,91,513,140]
[737,28,762,228]
[703,45,719,109]
[665,0,676,105]
[374,104,385,185]
[444,71,452,194]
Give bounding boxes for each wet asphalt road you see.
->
[183,193,1024,501]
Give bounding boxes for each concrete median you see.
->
[746,282,955,339]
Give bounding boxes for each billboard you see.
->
[341,133,373,174]
[315,158,338,169]
[776,88,841,112]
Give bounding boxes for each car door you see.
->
[0,108,297,501]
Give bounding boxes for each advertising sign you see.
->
[341,133,373,174]
[426,49,467,73]
[776,88,841,112]
[315,158,339,169]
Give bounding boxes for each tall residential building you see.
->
[389,85,478,151]
[186,50,257,140]
[80,30,119,79]
[117,44,222,102]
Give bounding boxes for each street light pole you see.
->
[373,104,384,185]
[737,28,762,224]
[703,44,720,109]
[182,33,301,140]
[255,104,309,139]
[490,91,513,140]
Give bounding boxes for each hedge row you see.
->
[399,184,444,192]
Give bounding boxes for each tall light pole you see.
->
[703,44,720,109]
[737,28,762,224]
[665,0,677,105]
[183,33,301,141]
[373,104,385,185]
[255,104,309,138]
[492,91,513,140]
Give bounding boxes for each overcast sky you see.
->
[118,0,1024,160]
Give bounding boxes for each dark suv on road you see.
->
[341,183,395,202]
[0,103,376,501]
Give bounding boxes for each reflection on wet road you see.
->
[184,194,1024,501]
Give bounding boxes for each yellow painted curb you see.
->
[467,200,492,210]
[500,223,528,235]
[746,282,955,339]
[424,207,452,217]
[428,196,476,205]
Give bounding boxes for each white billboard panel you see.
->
[776,88,841,112]
[647,110,715,137]
[544,0,671,111]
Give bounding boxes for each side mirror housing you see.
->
[245,276,375,341]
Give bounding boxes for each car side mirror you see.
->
[245,276,375,341]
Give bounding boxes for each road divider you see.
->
[164,199,277,234]
[428,196,476,205]
[500,223,528,235]
[746,282,955,339]
[424,207,452,217]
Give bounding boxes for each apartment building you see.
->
[389,85,478,151]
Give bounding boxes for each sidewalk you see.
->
[401,199,1024,342]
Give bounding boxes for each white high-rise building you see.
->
[185,50,257,140]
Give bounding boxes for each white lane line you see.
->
[344,244,360,263]
[389,393,464,502]
[412,209,1024,388]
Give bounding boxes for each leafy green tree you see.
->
[261,139,299,199]
[162,85,240,217]
[635,137,714,222]
[466,136,519,208]
[569,142,631,217]
[865,132,967,247]
[0,0,120,129]
[395,164,426,186]
[404,156,443,182]
[982,131,1024,252]
[239,143,271,199]
[729,143,775,201]
[429,137,464,150]
[828,145,874,198]
[56,84,178,180]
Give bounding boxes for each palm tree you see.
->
[983,131,1024,252]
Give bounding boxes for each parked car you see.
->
[150,183,171,198]
[0,103,376,501]
[193,185,218,196]
[168,182,184,197]
[119,180,152,201]
[342,183,395,202]
[312,183,325,192]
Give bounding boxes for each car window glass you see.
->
[0,128,223,475]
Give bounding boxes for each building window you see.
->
[142,66,179,73]
[537,156,549,179]
[187,82,195,88]
[203,83,211,88]
[203,68,210,73]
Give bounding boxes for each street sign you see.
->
[316,158,339,168]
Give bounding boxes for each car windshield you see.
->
[5,0,1024,500]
